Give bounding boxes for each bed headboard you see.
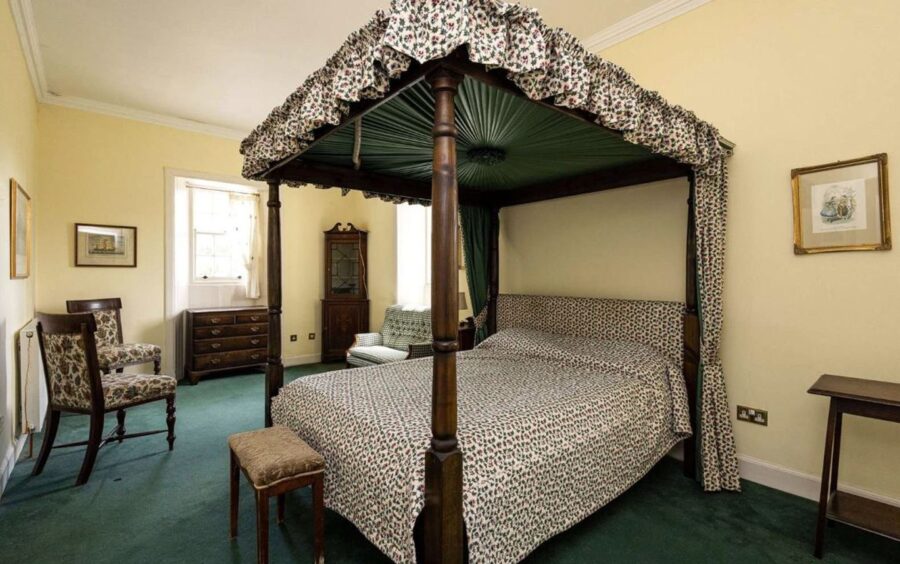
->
[496,294,686,365]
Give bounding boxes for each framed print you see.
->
[9,179,32,279]
[75,223,137,267]
[792,153,891,254]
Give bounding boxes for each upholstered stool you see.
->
[229,426,325,564]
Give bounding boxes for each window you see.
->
[190,183,259,283]
[396,203,432,306]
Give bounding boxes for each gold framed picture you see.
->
[9,178,32,279]
[792,153,891,254]
[75,223,138,267]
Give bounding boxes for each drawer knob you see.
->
[250,326,259,333]
[211,317,221,324]
[211,329,222,336]
[211,358,221,365]
[211,343,221,350]
[250,315,260,321]
[251,354,260,360]
[250,339,260,345]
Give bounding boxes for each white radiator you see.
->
[16,319,46,435]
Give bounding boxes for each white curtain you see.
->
[230,192,262,299]
[396,203,431,306]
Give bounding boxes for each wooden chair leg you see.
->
[76,411,104,486]
[256,490,269,564]
[153,358,161,375]
[32,409,60,476]
[277,494,285,524]
[230,451,239,539]
[166,395,176,450]
[313,474,324,564]
[116,409,127,443]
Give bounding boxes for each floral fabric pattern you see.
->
[243,0,737,491]
[43,333,93,411]
[92,309,120,348]
[272,328,690,564]
[102,373,176,409]
[97,343,162,372]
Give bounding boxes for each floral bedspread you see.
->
[271,328,691,563]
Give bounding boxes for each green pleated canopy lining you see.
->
[299,76,661,191]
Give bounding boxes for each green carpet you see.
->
[1,364,895,563]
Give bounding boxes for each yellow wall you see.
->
[35,105,396,372]
[503,0,900,499]
[0,1,39,484]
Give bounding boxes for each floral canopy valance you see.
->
[241,0,739,492]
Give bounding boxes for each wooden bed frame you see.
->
[257,50,703,563]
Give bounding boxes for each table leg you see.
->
[829,412,842,495]
[814,399,838,559]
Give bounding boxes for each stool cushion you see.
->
[229,426,324,487]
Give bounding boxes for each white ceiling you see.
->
[19,0,684,138]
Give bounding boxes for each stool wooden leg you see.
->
[230,451,239,539]
[256,490,269,564]
[277,494,285,524]
[313,474,324,564]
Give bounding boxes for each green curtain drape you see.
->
[460,205,494,343]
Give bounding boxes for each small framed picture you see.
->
[792,154,891,254]
[75,223,137,267]
[9,179,32,279]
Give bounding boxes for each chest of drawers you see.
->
[184,306,268,384]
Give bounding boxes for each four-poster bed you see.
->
[240,2,740,562]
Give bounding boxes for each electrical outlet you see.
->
[290,334,298,342]
[308,333,316,340]
[737,405,768,426]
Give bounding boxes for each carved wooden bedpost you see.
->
[424,67,464,564]
[683,171,700,478]
[265,179,284,428]
[487,206,500,335]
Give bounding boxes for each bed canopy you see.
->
[241,1,739,560]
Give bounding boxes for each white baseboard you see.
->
[0,434,28,499]
[668,444,900,507]
[737,454,900,508]
[284,354,324,368]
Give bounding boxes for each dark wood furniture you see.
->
[458,317,475,352]
[33,312,176,486]
[184,306,268,384]
[66,297,161,374]
[321,223,369,363]
[808,374,900,558]
[229,426,325,564]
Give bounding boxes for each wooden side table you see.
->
[808,374,900,558]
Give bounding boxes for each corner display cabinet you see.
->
[321,223,369,362]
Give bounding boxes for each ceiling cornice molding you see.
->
[583,0,711,53]
[8,0,248,141]
[9,0,46,99]
[40,94,248,140]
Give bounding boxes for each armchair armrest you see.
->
[407,341,434,359]
[352,332,383,347]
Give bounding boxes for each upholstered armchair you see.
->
[33,312,177,485]
[346,305,432,367]
[66,298,161,374]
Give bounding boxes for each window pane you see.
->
[214,234,232,255]
[213,257,232,278]
[195,233,214,255]
[195,256,214,279]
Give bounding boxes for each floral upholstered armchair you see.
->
[346,305,432,367]
[66,298,162,374]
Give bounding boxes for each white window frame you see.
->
[187,180,259,285]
